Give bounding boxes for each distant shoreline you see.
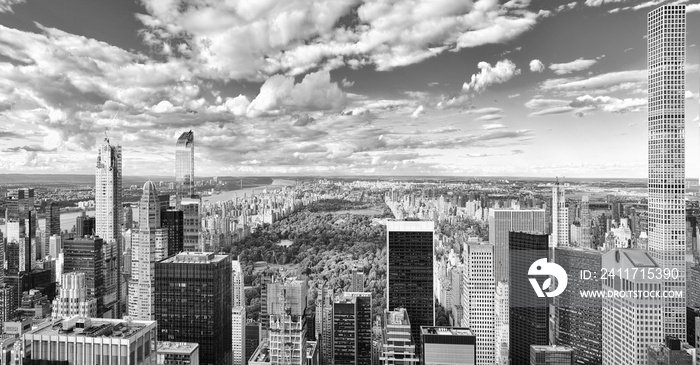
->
[202,179,296,203]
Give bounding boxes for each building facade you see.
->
[489,209,546,283]
[647,3,687,341]
[386,220,434,358]
[420,326,476,365]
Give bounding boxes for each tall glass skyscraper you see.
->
[647,4,686,341]
[386,220,434,358]
[176,130,195,205]
[95,137,122,318]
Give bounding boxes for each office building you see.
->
[62,236,105,314]
[647,4,687,340]
[176,131,195,206]
[460,243,494,365]
[48,235,62,259]
[489,209,546,282]
[155,252,232,365]
[123,203,133,230]
[0,286,17,323]
[95,137,123,318]
[44,202,60,255]
[579,196,592,248]
[420,326,476,365]
[648,336,693,365]
[161,209,184,256]
[530,345,574,365]
[75,212,95,238]
[554,247,602,365]
[602,249,663,365]
[509,232,549,365]
[51,272,97,319]
[386,220,434,357]
[232,306,246,365]
[129,181,169,321]
[379,308,418,364]
[21,316,157,365]
[157,342,200,365]
[551,182,569,248]
[248,339,270,365]
[332,292,372,365]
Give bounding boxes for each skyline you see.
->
[1,1,700,178]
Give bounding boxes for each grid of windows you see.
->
[647,4,687,342]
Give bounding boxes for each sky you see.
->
[0,0,699,178]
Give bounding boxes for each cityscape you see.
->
[1,1,700,365]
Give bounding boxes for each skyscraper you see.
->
[95,137,122,317]
[647,3,687,341]
[162,208,184,256]
[554,247,602,365]
[494,281,509,365]
[75,212,95,238]
[232,306,246,365]
[176,130,195,206]
[460,243,494,365]
[530,345,574,365]
[51,272,97,319]
[386,220,434,358]
[62,236,105,315]
[551,182,569,248]
[350,266,365,292]
[489,209,546,283]
[129,181,169,320]
[156,252,232,365]
[44,201,60,255]
[332,292,372,365]
[579,196,592,248]
[315,286,333,365]
[602,249,663,365]
[181,197,201,252]
[509,231,549,365]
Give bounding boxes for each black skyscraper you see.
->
[155,252,232,365]
[509,231,549,365]
[161,209,184,256]
[387,221,434,358]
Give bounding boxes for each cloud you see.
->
[689,4,700,12]
[411,105,425,119]
[530,59,545,73]
[475,114,503,122]
[291,114,315,127]
[541,69,646,93]
[246,71,346,117]
[524,99,570,109]
[462,60,521,93]
[341,78,355,88]
[556,2,578,12]
[482,123,505,130]
[0,0,24,13]
[2,145,56,153]
[549,58,597,75]
[584,0,627,6]
[150,100,182,114]
[570,95,646,113]
[465,107,503,115]
[528,106,575,116]
[136,0,547,80]
[0,130,22,139]
[508,94,521,98]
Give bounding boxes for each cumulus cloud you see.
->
[689,4,700,12]
[549,58,597,75]
[462,60,521,93]
[524,99,570,109]
[529,59,545,72]
[136,0,546,80]
[246,71,346,117]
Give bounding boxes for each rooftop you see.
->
[622,249,658,268]
[420,326,474,337]
[27,317,154,340]
[249,339,270,363]
[157,341,199,354]
[530,345,574,353]
[161,251,228,264]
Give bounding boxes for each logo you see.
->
[528,258,568,298]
